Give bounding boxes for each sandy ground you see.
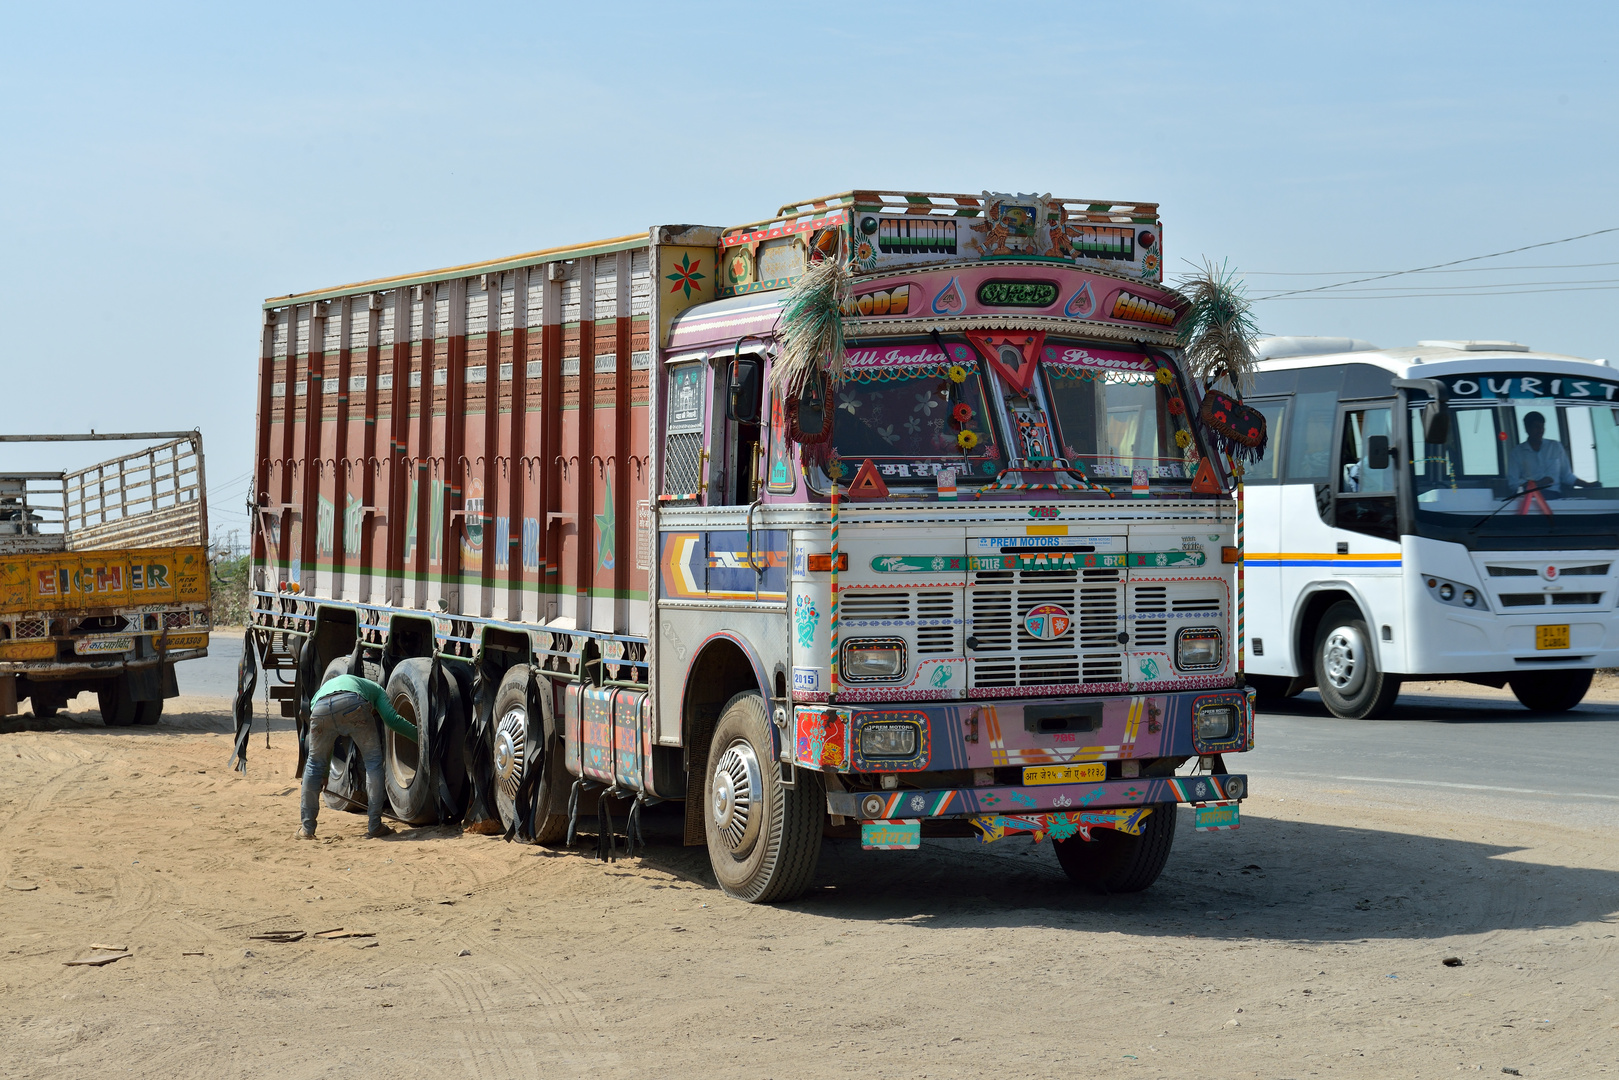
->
[3,694,1618,1080]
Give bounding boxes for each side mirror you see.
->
[726,356,761,424]
[1423,402,1451,445]
[1365,434,1391,471]
[794,376,827,438]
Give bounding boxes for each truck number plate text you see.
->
[1023,762,1106,786]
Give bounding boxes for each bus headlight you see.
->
[1196,705,1235,741]
[1463,589,1477,607]
[1439,583,1454,601]
[1175,628,1224,671]
[841,639,906,681]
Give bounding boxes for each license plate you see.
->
[861,819,920,850]
[74,636,133,655]
[164,633,209,650]
[1195,801,1241,831]
[1536,624,1570,650]
[1023,762,1106,786]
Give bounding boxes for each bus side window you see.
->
[1335,405,1398,540]
[1243,399,1288,483]
[1282,391,1339,483]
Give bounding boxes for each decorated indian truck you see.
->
[0,433,211,723]
[237,189,1252,902]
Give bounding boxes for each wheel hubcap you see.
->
[494,707,527,800]
[711,739,763,853]
[1322,625,1367,694]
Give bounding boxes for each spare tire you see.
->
[383,657,466,826]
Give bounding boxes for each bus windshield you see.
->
[1409,391,1619,543]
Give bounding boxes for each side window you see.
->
[1243,399,1288,484]
[1283,391,1339,483]
[1338,407,1394,494]
[661,362,705,501]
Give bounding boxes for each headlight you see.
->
[1175,628,1223,671]
[1462,589,1477,607]
[1196,705,1235,741]
[860,722,918,758]
[1439,583,1454,601]
[841,638,906,681]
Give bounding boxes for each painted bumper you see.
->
[828,772,1248,821]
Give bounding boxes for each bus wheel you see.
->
[703,691,824,903]
[1313,601,1401,719]
[1511,669,1592,713]
[1054,803,1177,893]
[490,666,568,843]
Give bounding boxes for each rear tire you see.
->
[1053,802,1177,893]
[383,658,439,826]
[490,666,568,843]
[28,684,67,718]
[1511,669,1592,712]
[132,698,163,726]
[703,691,823,903]
[97,676,137,726]
[1312,601,1401,719]
[316,657,370,814]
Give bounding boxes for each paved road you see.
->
[182,635,1619,806]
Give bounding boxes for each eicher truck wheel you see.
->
[316,658,369,814]
[703,691,824,903]
[1511,669,1592,713]
[28,683,67,718]
[384,658,441,826]
[1313,602,1400,719]
[132,698,164,726]
[1054,803,1177,893]
[490,665,568,843]
[97,675,138,726]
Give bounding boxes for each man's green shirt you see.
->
[312,674,416,741]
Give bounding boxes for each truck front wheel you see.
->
[1511,669,1592,712]
[1053,803,1177,892]
[1312,601,1400,719]
[703,692,823,903]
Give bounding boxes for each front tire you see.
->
[1511,669,1592,712]
[490,666,568,843]
[1053,802,1177,893]
[703,692,823,903]
[1313,601,1400,719]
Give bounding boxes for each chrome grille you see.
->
[1132,585,1169,648]
[968,566,1123,688]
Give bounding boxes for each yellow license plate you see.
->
[1023,762,1106,786]
[164,633,209,650]
[1536,624,1570,650]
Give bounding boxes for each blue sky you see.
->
[2,1,1615,540]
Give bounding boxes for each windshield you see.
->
[1410,382,1619,544]
[1043,353,1198,481]
[830,344,1002,482]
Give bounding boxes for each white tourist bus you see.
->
[1242,337,1619,718]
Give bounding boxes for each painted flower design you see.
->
[877,424,900,446]
[903,416,922,435]
[838,390,863,415]
[850,237,878,271]
[913,393,939,416]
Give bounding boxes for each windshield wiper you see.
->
[1469,489,1550,532]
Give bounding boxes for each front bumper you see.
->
[830,771,1246,821]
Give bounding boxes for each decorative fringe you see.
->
[774,255,851,397]
[1175,261,1259,395]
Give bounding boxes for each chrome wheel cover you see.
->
[1322,624,1367,695]
[494,707,527,800]
[711,739,763,853]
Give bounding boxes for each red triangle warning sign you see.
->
[846,458,890,500]
[1190,457,1223,494]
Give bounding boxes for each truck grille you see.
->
[968,567,1124,688]
[840,590,961,658]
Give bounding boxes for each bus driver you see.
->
[1508,411,1596,497]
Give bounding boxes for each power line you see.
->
[1246,259,1619,277]
[1269,276,1619,295]
[1252,226,1619,300]
[1263,283,1619,301]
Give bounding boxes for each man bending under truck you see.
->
[298,672,416,840]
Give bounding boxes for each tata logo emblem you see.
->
[1542,564,1560,581]
[1024,603,1072,640]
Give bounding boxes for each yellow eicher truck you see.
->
[0,433,210,724]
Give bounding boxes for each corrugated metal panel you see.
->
[526,275,545,326]
[272,312,291,358]
[379,303,395,347]
[593,256,617,321]
[322,310,342,353]
[499,283,516,332]
[351,313,371,352]
[466,285,489,336]
[630,249,651,316]
[561,262,581,323]
[295,312,311,355]
[433,296,449,339]
[409,298,425,341]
